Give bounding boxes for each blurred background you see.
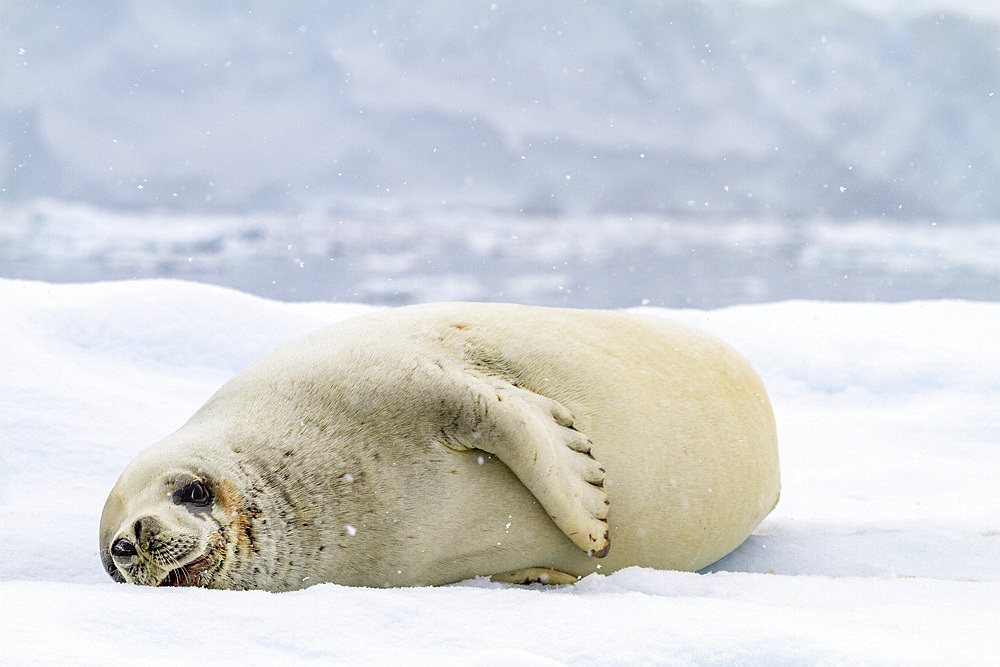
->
[2,0,997,308]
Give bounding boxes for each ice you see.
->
[2,1,998,218]
[2,201,997,308]
[2,1,998,662]
[1,279,997,664]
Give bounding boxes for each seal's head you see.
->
[98,435,267,589]
[100,450,223,587]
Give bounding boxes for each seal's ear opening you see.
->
[101,545,126,583]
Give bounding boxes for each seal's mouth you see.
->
[158,555,212,587]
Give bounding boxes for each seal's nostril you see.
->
[112,537,137,559]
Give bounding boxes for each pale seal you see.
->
[99,302,779,590]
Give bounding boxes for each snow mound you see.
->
[1,279,997,664]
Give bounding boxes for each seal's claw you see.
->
[592,531,611,558]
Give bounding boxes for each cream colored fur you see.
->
[100,303,779,590]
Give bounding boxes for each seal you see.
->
[99,302,779,590]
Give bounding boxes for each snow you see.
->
[3,0,999,218]
[2,0,998,661]
[1,279,997,665]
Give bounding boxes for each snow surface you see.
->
[1,278,998,665]
[2,1,998,661]
[3,0,999,218]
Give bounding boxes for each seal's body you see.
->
[100,303,779,590]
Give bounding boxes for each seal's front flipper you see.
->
[491,567,580,585]
[442,375,611,557]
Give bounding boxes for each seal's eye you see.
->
[175,480,211,507]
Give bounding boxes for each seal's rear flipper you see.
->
[491,567,580,585]
[439,373,611,557]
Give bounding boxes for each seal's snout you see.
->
[133,515,162,550]
[101,542,127,583]
[106,534,137,583]
[105,515,156,582]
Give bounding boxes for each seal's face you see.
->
[100,463,230,588]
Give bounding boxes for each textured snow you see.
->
[1,279,997,665]
[2,0,998,663]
